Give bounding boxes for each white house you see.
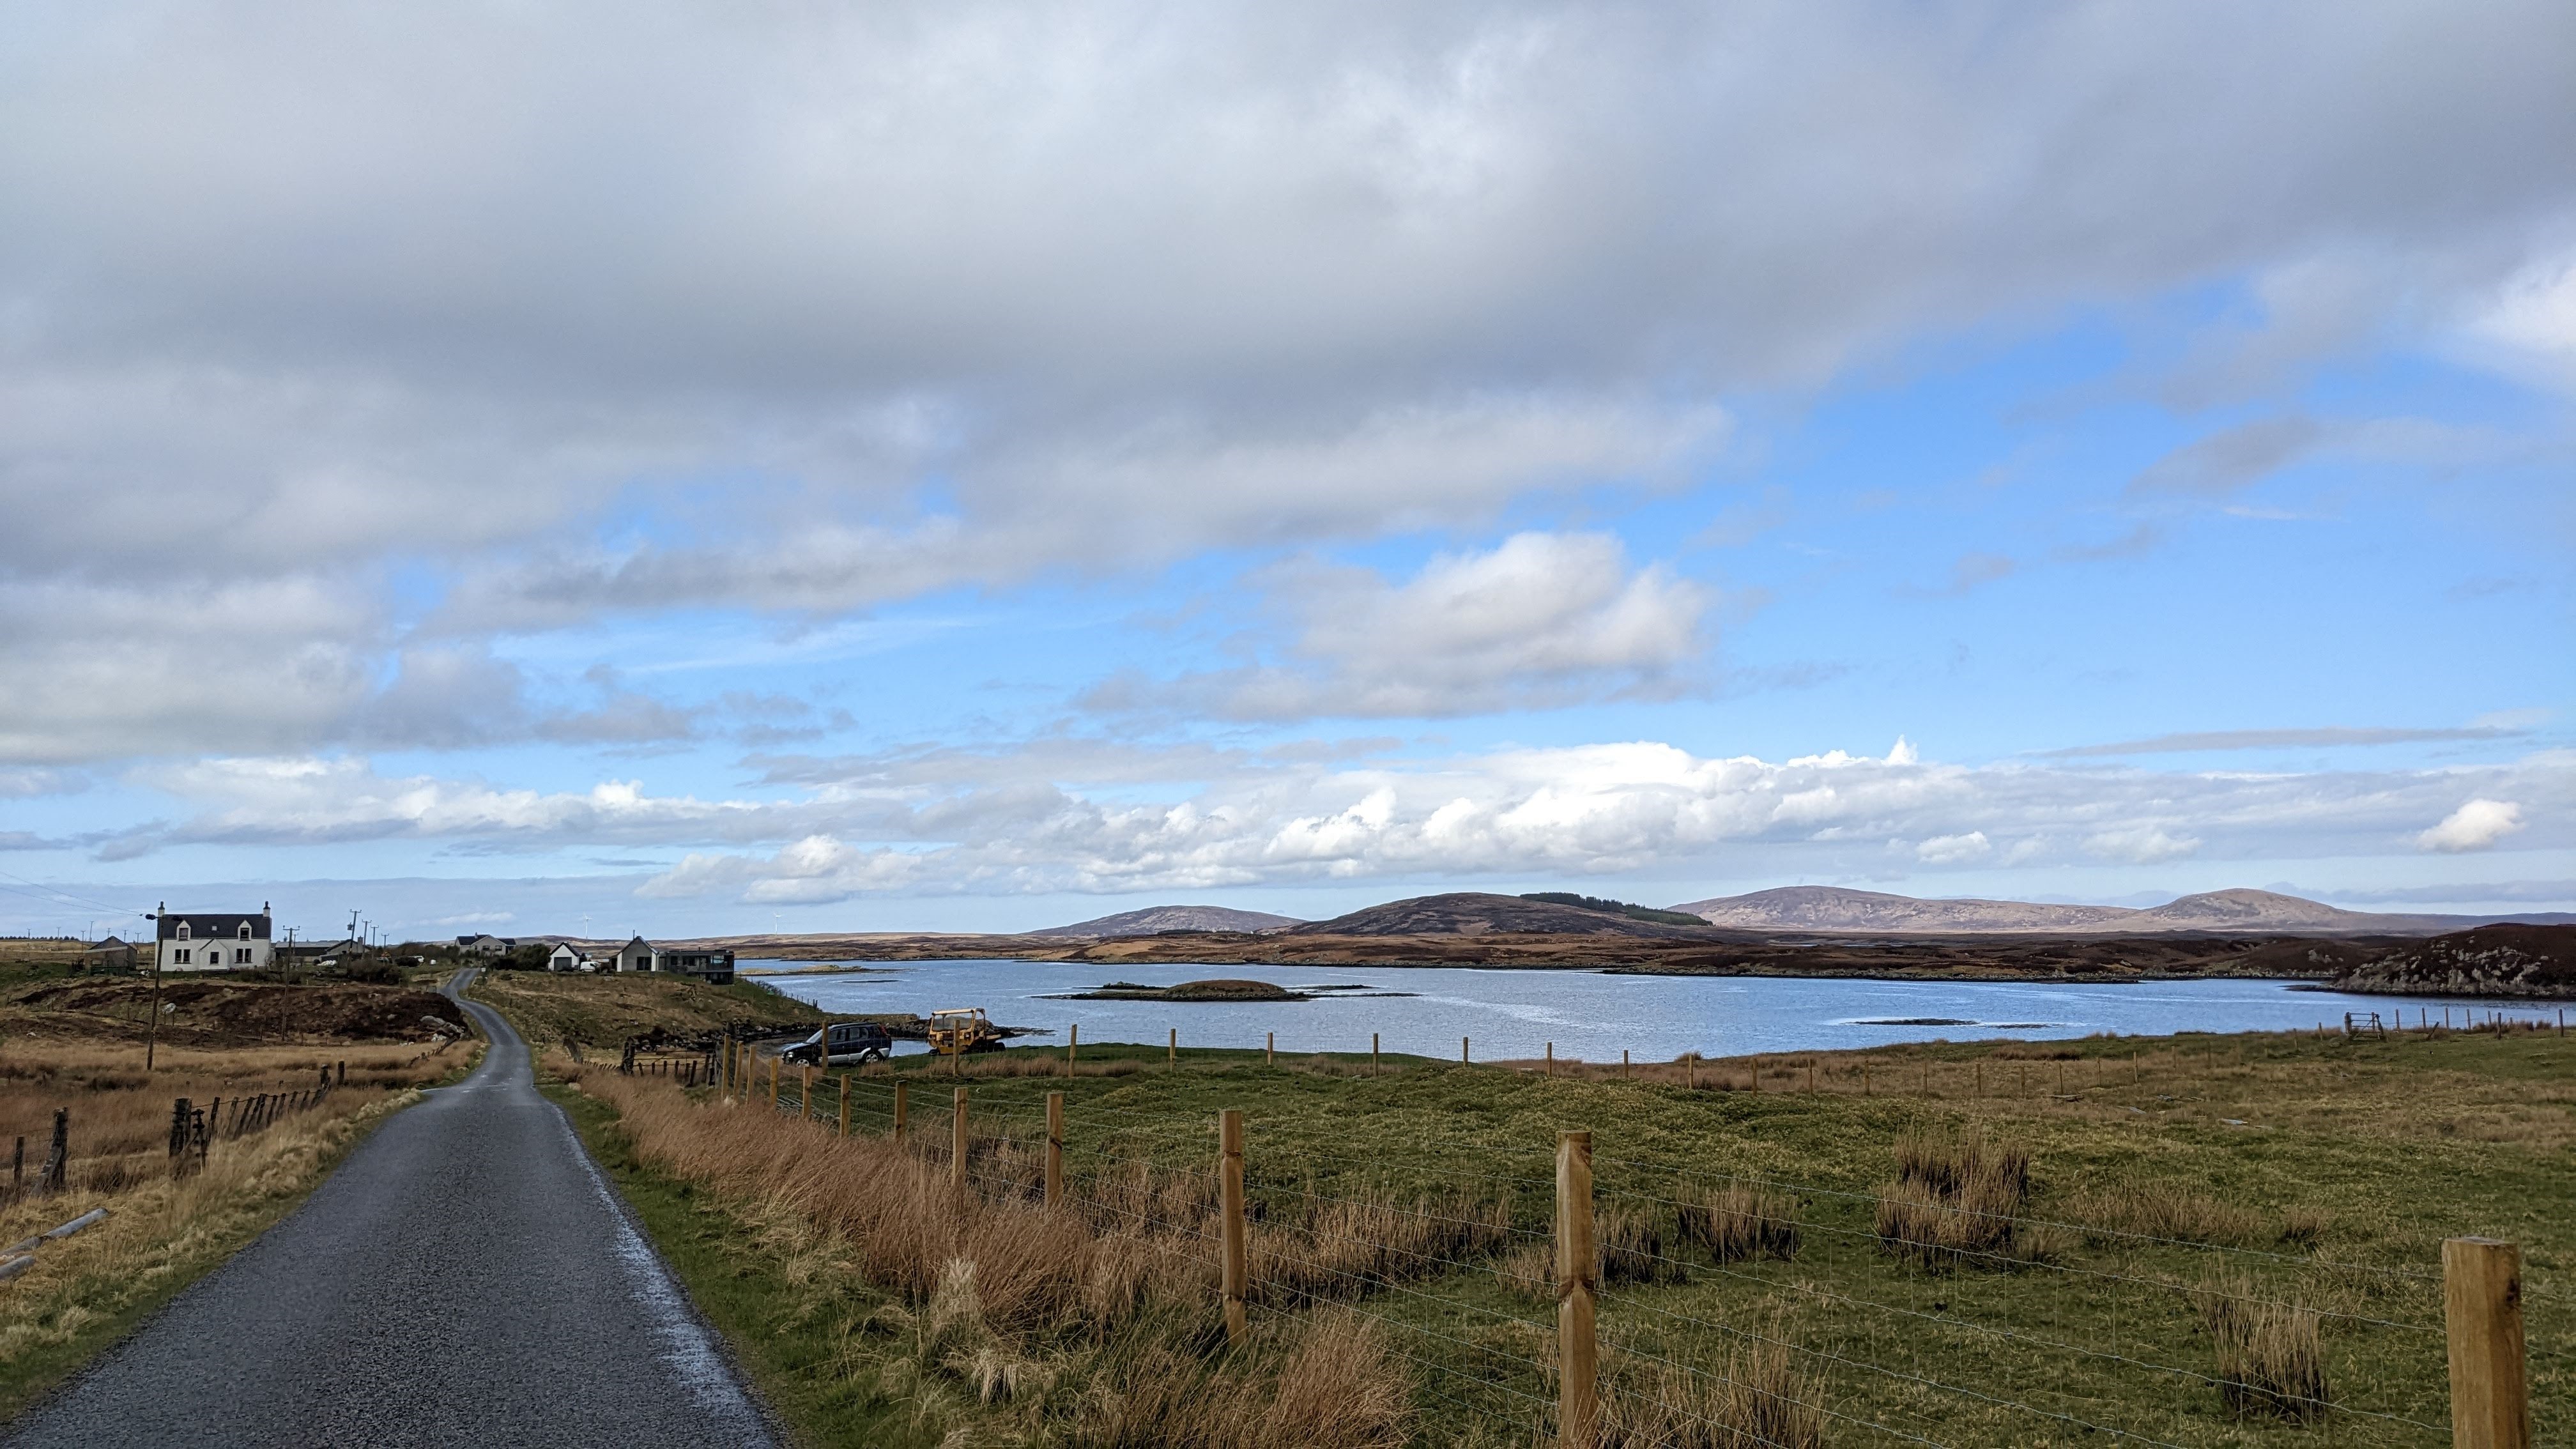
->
[157,903,274,973]
[546,942,599,972]
[456,934,516,958]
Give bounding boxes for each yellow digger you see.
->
[926,1007,1006,1056]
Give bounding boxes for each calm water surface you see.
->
[748,959,2543,1062]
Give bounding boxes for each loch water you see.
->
[748,958,2549,1062]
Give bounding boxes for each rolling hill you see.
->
[1287,893,1715,939]
[1029,905,1305,938]
[1666,885,2572,935]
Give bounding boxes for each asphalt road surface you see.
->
[5,970,776,1448]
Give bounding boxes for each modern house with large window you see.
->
[610,935,735,985]
[156,903,274,973]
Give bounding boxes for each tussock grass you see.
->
[1602,1204,1689,1286]
[1597,1337,1828,1449]
[1070,1305,1411,1448]
[2196,1275,2333,1423]
[1874,1125,2035,1270]
[2064,1181,2264,1248]
[1252,1190,1511,1306]
[1678,1185,1800,1265]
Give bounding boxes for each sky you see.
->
[1,1,2572,942]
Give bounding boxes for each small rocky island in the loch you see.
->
[1049,978,1314,1002]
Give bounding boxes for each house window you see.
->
[238,923,251,940]
[174,948,190,964]
[235,948,251,964]
[176,923,190,940]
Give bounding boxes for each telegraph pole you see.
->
[144,903,165,1071]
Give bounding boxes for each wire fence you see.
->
[647,1031,2556,1446]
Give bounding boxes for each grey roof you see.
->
[157,912,271,942]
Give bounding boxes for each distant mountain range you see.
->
[1038,886,2572,940]
[1664,885,2573,935]
[1029,905,1305,939]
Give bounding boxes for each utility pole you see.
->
[144,904,165,1071]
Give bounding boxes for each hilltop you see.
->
[1029,905,1305,938]
[1287,892,1715,940]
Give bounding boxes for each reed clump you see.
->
[1070,1306,1411,1448]
[2063,1181,2262,1247]
[1252,1190,1511,1305]
[1595,1338,1827,1449]
[1874,1125,2032,1271]
[1679,1185,1800,1265]
[1602,1203,1690,1286]
[2195,1276,2332,1423]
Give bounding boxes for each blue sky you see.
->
[1,3,2570,941]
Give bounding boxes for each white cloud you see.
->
[2083,825,2204,864]
[100,738,2566,902]
[1087,532,1710,719]
[2467,251,2576,392]
[2418,798,2526,852]
[1913,831,1991,864]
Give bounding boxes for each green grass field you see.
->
[524,975,2571,1447]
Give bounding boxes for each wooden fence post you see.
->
[1687,1050,1697,1090]
[1462,1036,1470,1064]
[1220,1107,1248,1344]
[769,1053,779,1109]
[1372,1032,1380,1077]
[1621,1049,1629,1082]
[1556,1129,1597,1449]
[1168,1027,1176,1070]
[1045,1091,1064,1208]
[838,1078,851,1137]
[1266,1030,1274,1065]
[2444,1237,2531,1448]
[42,1109,68,1195]
[1068,1022,1077,1076]
[801,1064,813,1119]
[1545,1041,1554,1078]
[893,1081,908,1146]
[951,1086,969,1194]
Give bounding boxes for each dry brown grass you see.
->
[1597,1337,1828,1449]
[1874,1125,2035,1271]
[1677,1185,1800,1266]
[1252,1190,1511,1306]
[2195,1275,2332,1423]
[0,1039,467,1198]
[1068,1306,1413,1448]
[2061,1181,2264,1248]
[564,1062,1421,1444]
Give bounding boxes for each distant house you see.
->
[546,942,600,972]
[81,936,138,973]
[275,936,362,967]
[456,934,517,958]
[611,935,735,985]
[157,903,273,974]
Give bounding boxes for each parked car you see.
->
[782,1021,894,1066]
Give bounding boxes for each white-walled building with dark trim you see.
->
[157,903,273,973]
